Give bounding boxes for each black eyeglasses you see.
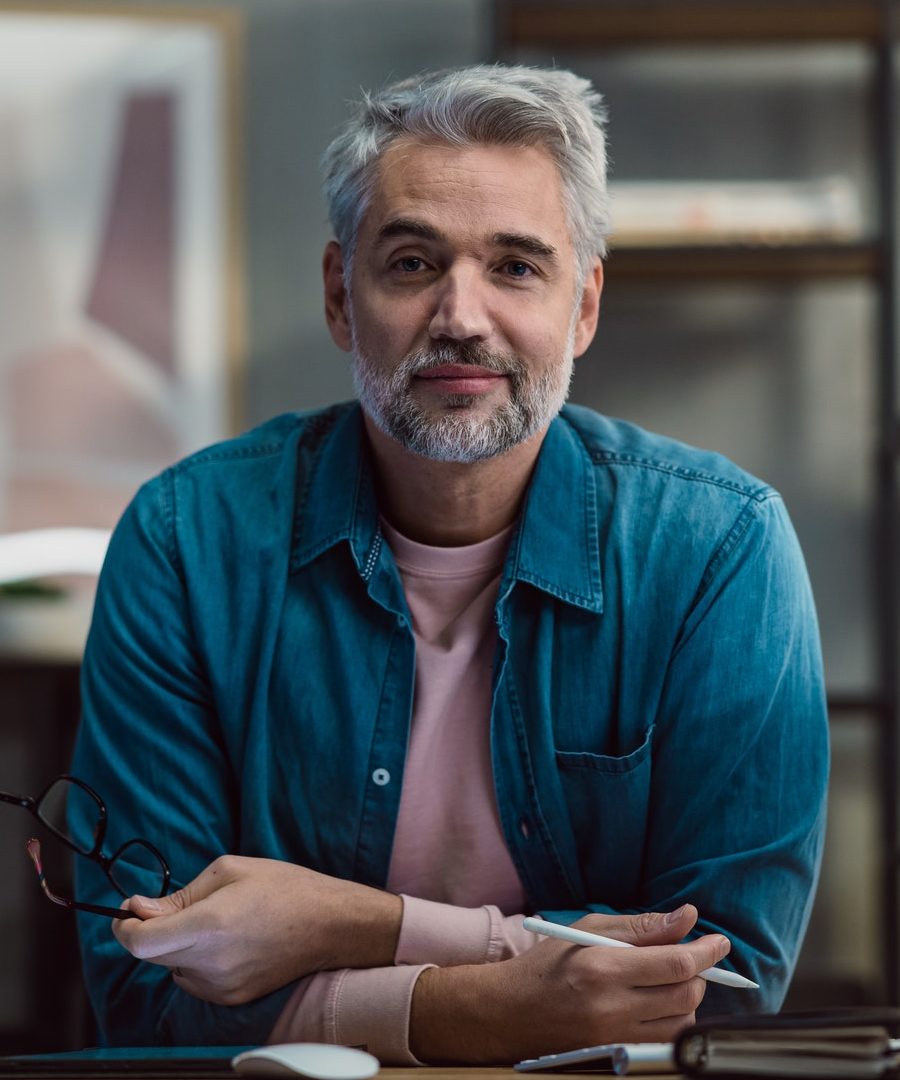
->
[1,774,171,920]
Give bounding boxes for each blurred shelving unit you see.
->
[493,0,900,1003]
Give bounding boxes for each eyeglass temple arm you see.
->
[0,791,32,808]
[25,838,138,920]
[71,899,139,920]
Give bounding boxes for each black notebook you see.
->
[675,1009,900,1079]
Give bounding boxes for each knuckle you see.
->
[634,911,659,935]
[570,949,613,993]
[674,976,705,1014]
[214,853,247,879]
[168,888,190,912]
[668,949,696,983]
[210,854,234,876]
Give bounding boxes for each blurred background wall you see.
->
[0,0,896,1051]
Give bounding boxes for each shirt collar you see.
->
[290,403,381,577]
[291,402,604,613]
[504,410,603,613]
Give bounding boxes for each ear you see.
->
[572,258,604,359]
[323,241,353,352]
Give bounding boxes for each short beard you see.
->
[351,337,575,464]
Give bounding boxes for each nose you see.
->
[427,265,492,343]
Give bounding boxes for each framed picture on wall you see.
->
[0,3,244,534]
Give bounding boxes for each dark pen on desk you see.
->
[25,838,139,919]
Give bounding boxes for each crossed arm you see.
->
[75,480,828,1057]
[112,858,731,1063]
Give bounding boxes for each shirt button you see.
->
[519,817,531,838]
[372,768,391,787]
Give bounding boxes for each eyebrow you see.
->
[492,232,558,262]
[375,219,444,245]
[374,218,559,263]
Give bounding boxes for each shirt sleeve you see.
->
[265,894,534,1062]
[396,895,537,965]
[534,494,829,1017]
[267,966,433,1065]
[72,474,291,1046]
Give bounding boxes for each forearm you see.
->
[322,881,403,970]
[409,963,508,1064]
[266,895,533,1064]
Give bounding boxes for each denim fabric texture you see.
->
[71,401,829,1045]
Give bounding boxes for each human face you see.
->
[323,140,602,463]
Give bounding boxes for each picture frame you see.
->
[0,3,244,534]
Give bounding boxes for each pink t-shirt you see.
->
[269,521,536,1061]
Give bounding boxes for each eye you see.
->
[393,256,426,273]
[502,260,535,279]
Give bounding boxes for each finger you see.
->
[127,856,231,918]
[127,894,177,919]
[578,905,699,947]
[110,898,153,950]
[112,903,206,961]
[612,934,731,988]
[631,974,707,1019]
[171,966,243,1008]
[635,1010,698,1044]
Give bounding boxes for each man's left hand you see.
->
[112,855,403,1005]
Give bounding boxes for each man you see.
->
[72,65,828,1063]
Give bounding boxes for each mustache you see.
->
[402,342,522,377]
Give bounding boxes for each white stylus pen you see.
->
[522,916,759,990]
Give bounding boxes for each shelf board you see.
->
[604,241,881,281]
[828,694,890,716]
[496,0,885,48]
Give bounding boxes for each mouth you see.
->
[414,364,508,396]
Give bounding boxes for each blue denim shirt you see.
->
[72,401,828,1045]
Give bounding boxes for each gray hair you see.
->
[321,64,610,279]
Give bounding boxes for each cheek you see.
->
[505,318,566,365]
[352,293,427,352]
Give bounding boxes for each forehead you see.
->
[361,139,573,252]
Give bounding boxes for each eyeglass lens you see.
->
[36,776,100,856]
[35,777,167,898]
[108,839,168,898]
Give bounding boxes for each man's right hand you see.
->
[410,905,731,1064]
[113,855,402,1006]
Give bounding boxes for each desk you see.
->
[0,1072,677,1080]
[381,1073,676,1079]
[371,1071,674,1080]
[383,1073,519,1079]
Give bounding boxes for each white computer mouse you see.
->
[232,1043,380,1080]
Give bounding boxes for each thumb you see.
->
[113,883,205,957]
[126,856,237,919]
[580,904,699,947]
[126,891,188,919]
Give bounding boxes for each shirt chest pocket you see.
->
[554,724,654,906]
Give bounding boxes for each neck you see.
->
[362,414,547,547]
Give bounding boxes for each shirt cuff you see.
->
[267,965,434,1066]
[396,895,537,965]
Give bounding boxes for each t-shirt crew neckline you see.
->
[379,517,515,578]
